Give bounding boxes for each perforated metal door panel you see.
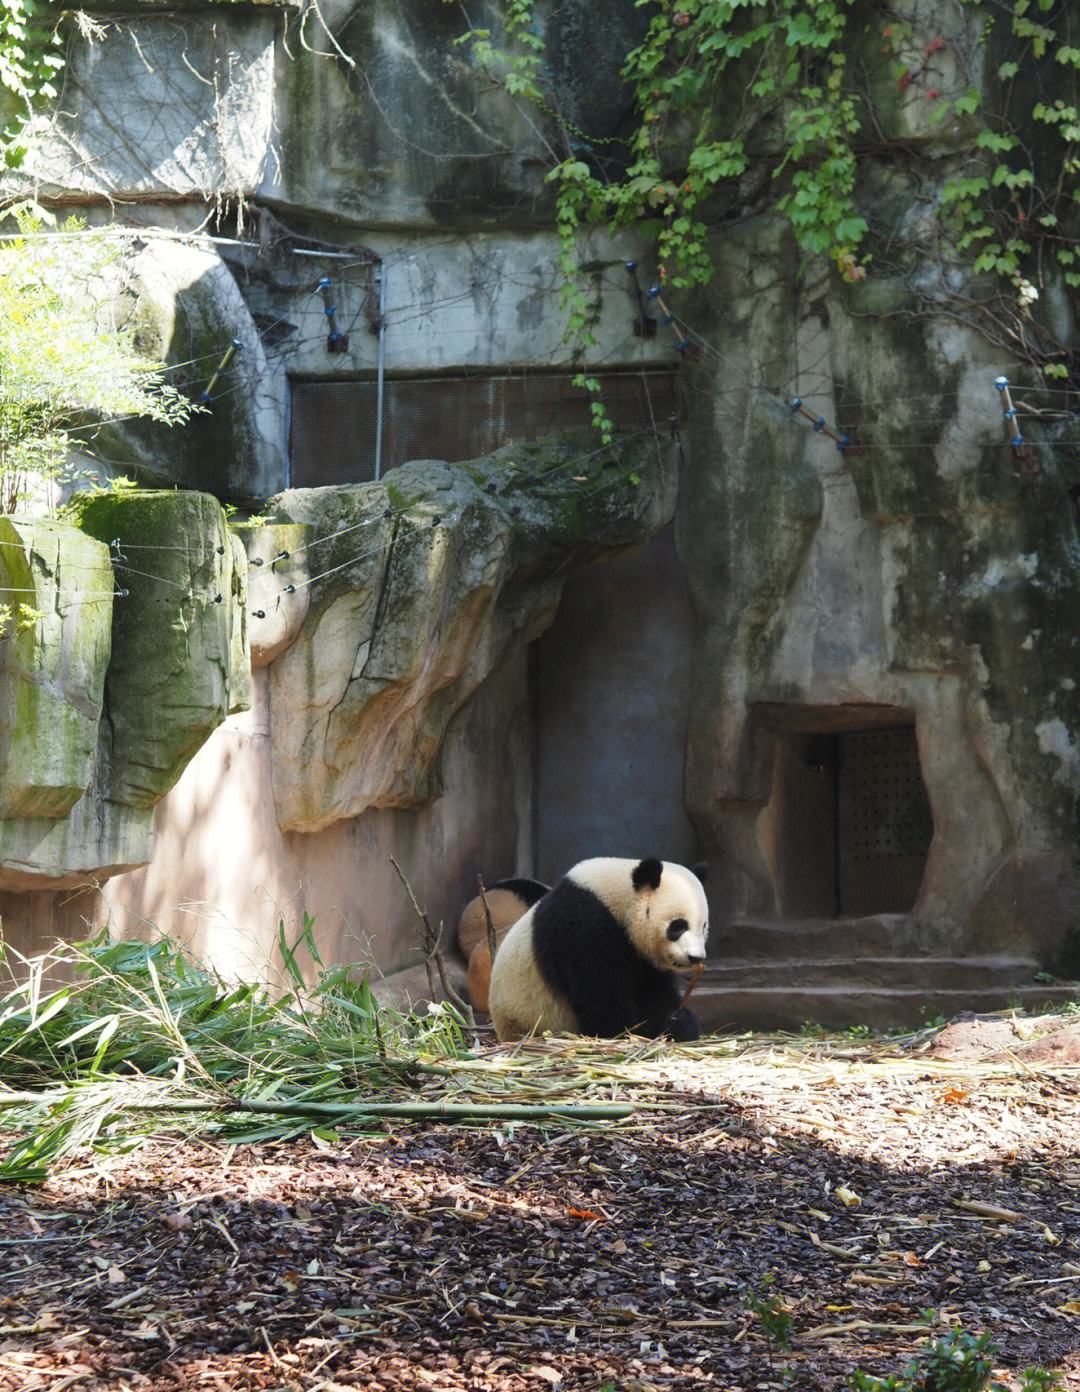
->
[837,726,933,916]
[288,371,678,487]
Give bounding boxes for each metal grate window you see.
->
[288,370,678,488]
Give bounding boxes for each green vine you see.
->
[0,0,64,168]
[453,0,1080,391]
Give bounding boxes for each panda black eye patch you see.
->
[666,918,689,941]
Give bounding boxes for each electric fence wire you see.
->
[259,431,667,610]
[11,217,1080,412]
[0,585,122,596]
[249,426,664,569]
[595,272,1080,409]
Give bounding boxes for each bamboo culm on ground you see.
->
[0,1091,636,1122]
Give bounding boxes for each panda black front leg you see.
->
[666,1007,701,1042]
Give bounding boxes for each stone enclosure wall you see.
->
[2,0,1079,1017]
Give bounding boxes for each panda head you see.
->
[570,857,709,972]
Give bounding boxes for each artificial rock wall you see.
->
[0,441,679,975]
[2,0,1080,992]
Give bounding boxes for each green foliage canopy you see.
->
[0,218,197,513]
[0,0,63,167]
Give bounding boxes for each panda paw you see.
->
[666,1007,701,1043]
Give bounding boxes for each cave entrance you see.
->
[759,706,934,918]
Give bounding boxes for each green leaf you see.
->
[953,89,982,117]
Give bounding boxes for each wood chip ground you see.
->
[2,1040,1079,1390]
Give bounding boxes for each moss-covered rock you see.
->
[75,490,250,807]
[0,519,114,820]
[96,241,286,500]
[0,764,155,890]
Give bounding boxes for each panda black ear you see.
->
[631,857,663,892]
[692,861,709,884]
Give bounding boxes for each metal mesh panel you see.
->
[841,727,934,861]
[835,725,933,916]
[288,371,678,488]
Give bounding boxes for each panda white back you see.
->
[488,856,708,1042]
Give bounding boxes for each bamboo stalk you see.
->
[477,874,498,966]
[388,854,474,1020]
[0,1091,635,1122]
[677,961,704,1014]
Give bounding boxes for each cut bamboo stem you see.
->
[0,1091,635,1122]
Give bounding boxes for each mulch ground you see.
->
[2,1038,1080,1391]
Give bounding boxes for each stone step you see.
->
[715,915,911,960]
[693,982,1080,1033]
[704,955,1041,991]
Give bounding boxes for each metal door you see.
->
[837,727,933,916]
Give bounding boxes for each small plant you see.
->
[746,1281,793,1354]
[849,1327,1061,1392]
[0,602,45,638]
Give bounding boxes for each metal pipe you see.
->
[374,262,388,482]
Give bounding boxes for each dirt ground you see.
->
[2,1039,1080,1392]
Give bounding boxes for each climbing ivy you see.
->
[454,0,1080,388]
[0,0,64,168]
[548,0,868,289]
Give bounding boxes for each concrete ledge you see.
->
[695,981,1080,1033]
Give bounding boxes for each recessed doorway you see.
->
[759,706,934,918]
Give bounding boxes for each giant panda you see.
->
[457,877,550,1014]
[488,857,708,1042]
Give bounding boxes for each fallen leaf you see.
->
[835,1187,861,1209]
[567,1207,605,1222]
[527,1367,563,1388]
[106,1265,126,1285]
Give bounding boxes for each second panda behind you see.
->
[488,857,708,1042]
